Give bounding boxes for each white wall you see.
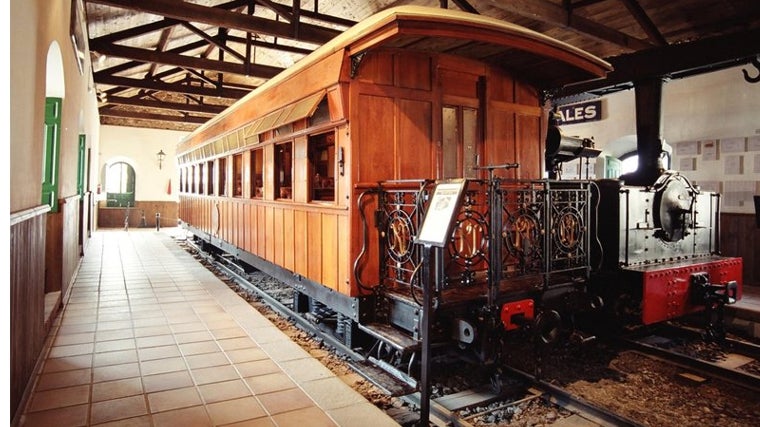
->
[99,126,188,202]
[556,65,760,213]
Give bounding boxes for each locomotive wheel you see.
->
[534,310,562,345]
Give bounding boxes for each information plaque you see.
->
[415,179,467,247]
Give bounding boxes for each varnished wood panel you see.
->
[721,213,760,287]
[295,210,308,277]
[308,212,323,282]
[98,201,180,229]
[338,215,350,295]
[321,214,338,289]
[258,205,267,257]
[398,98,433,179]
[274,207,284,267]
[396,52,432,91]
[516,114,541,179]
[355,50,394,86]
[10,210,47,420]
[487,108,517,178]
[355,94,396,182]
[283,209,295,272]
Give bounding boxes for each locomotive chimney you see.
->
[620,77,665,186]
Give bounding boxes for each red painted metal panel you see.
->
[641,257,743,324]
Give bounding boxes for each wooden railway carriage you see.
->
[177,6,611,366]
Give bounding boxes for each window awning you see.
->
[245,90,326,137]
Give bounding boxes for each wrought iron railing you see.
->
[355,178,592,306]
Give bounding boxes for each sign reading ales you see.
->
[558,100,602,124]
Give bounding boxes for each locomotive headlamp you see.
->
[157,149,166,170]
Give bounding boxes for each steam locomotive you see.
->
[176,6,742,384]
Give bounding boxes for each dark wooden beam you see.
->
[99,108,209,124]
[104,96,227,115]
[451,0,479,14]
[488,0,654,51]
[95,74,249,99]
[87,0,341,45]
[89,0,249,45]
[617,0,667,46]
[90,41,285,79]
[555,27,760,96]
[181,22,247,63]
[226,34,313,56]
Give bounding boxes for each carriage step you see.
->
[359,323,420,353]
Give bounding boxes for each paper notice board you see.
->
[415,180,467,247]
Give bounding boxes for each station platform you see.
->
[725,284,760,338]
[17,229,400,427]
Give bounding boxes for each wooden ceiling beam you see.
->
[617,0,667,46]
[90,41,284,79]
[555,27,760,96]
[104,96,226,115]
[89,0,249,45]
[487,0,654,51]
[181,22,247,63]
[99,108,209,124]
[87,0,341,45]
[95,74,249,99]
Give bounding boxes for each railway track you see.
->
[184,239,648,426]
[622,323,760,393]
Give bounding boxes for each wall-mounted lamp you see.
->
[157,149,166,170]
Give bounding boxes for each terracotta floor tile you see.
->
[96,328,135,342]
[19,404,89,427]
[133,325,173,338]
[28,384,90,412]
[147,386,203,413]
[142,370,194,393]
[271,406,338,427]
[328,402,401,427]
[179,340,220,356]
[43,355,93,373]
[95,338,137,353]
[140,356,187,376]
[279,358,334,382]
[209,327,248,340]
[48,343,94,359]
[221,418,277,427]
[53,332,95,346]
[174,330,214,344]
[258,340,308,362]
[93,362,141,383]
[93,349,139,367]
[217,337,257,351]
[244,373,296,395]
[92,377,144,402]
[256,388,314,415]
[90,395,148,425]
[169,322,208,334]
[184,352,229,369]
[138,345,182,361]
[89,415,152,426]
[151,405,211,427]
[191,365,240,385]
[206,397,267,426]
[135,334,176,348]
[225,348,268,364]
[299,377,366,411]
[197,379,251,404]
[35,368,92,391]
[235,359,281,378]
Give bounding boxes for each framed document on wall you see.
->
[70,0,87,75]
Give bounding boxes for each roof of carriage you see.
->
[179,5,611,151]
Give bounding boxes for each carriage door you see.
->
[441,76,483,179]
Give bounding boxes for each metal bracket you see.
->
[350,52,367,79]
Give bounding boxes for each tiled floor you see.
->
[17,229,399,427]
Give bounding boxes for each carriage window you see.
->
[218,157,227,196]
[308,133,335,202]
[194,164,201,194]
[251,149,263,198]
[233,153,243,197]
[207,160,214,196]
[309,97,330,126]
[275,142,293,199]
[198,163,205,194]
[443,106,479,179]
